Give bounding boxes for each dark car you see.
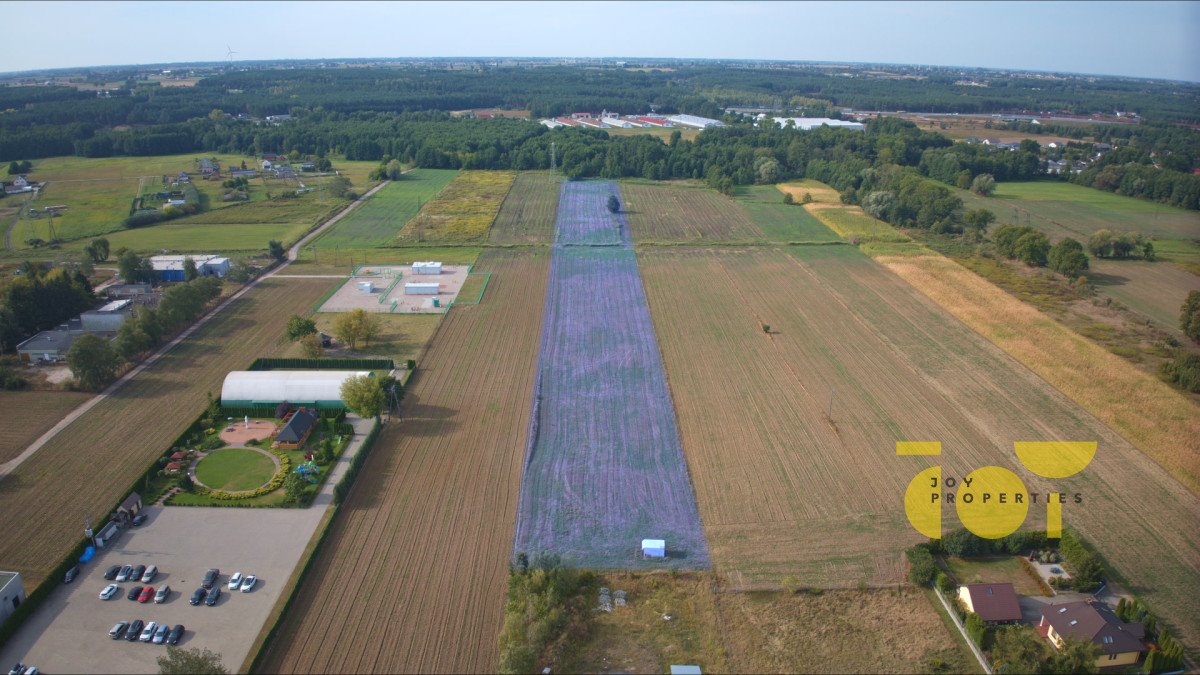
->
[130,564,146,582]
[63,566,79,584]
[127,585,142,601]
[204,586,221,606]
[125,619,144,642]
[131,513,148,526]
[166,624,184,646]
[189,587,207,606]
[103,565,121,581]
[201,568,219,590]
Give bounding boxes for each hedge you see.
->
[247,357,394,371]
[333,417,381,505]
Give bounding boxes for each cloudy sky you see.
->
[3,1,1198,81]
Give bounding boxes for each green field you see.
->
[312,169,459,249]
[489,172,560,244]
[735,185,843,242]
[5,154,382,256]
[194,448,278,492]
[1089,259,1200,333]
[957,180,1200,242]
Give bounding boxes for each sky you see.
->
[3,1,1198,82]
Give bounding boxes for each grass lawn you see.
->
[312,169,459,249]
[943,556,1047,597]
[194,447,278,492]
[956,180,1200,242]
[283,313,442,364]
[735,185,843,242]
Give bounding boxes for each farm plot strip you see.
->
[512,180,709,568]
[258,250,548,674]
[638,246,1200,637]
[0,278,336,589]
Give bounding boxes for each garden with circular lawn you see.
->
[193,447,279,492]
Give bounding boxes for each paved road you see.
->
[0,415,376,673]
[0,180,388,480]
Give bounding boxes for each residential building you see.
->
[957,582,1022,623]
[1038,601,1146,669]
[275,407,319,449]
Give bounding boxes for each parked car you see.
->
[116,565,133,582]
[240,575,257,593]
[152,623,170,645]
[166,624,184,646]
[23,668,39,675]
[126,586,142,601]
[99,583,119,600]
[204,586,221,606]
[125,619,144,642]
[154,585,171,604]
[189,587,207,606]
[141,564,158,583]
[108,621,129,639]
[139,621,158,642]
[130,565,146,582]
[137,585,155,603]
[7,664,22,675]
[227,572,243,591]
[201,568,219,590]
[103,565,121,581]
[131,513,148,526]
[63,566,79,584]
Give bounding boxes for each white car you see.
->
[141,564,158,583]
[227,572,243,591]
[139,621,158,642]
[239,575,257,592]
[99,583,119,600]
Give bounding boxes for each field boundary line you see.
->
[0,182,388,480]
[932,585,993,674]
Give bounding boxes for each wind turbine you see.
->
[225,44,238,67]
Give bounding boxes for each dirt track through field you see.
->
[639,246,1200,642]
[258,250,548,674]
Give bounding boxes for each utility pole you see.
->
[549,141,557,180]
[827,387,837,420]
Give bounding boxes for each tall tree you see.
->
[182,256,198,282]
[157,646,228,674]
[67,333,119,389]
[268,240,286,261]
[331,308,379,350]
[286,315,318,342]
[1181,291,1200,342]
[971,173,996,196]
[340,374,385,418]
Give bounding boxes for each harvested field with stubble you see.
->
[0,391,94,464]
[258,250,548,674]
[1088,258,1200,334]
[489,172,560,244]
[622,183,763,242]
[0,277,336,590]
[638,246,1200,648]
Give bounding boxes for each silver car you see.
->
[139,621,158,642]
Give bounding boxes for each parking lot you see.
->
[0,504,326,673]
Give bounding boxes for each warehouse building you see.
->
[16,318,86,364]
[80,299,133,332]
[772,117,866,131]
[0,570,25,624]
[149,254,231,282]
[667,114,725,129]
[220,370,372,409]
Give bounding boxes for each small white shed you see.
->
[357,281,374,294]
[405,282,440,296]
[641,539,666,558]
[670,667,702,675]
[412,261,443,275]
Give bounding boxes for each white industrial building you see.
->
[772,117,866,131]
[411,261,443,275]
[220,370,371,409]
[405,282,440,295]
[0,570,25,624]
[80,299,133,332]
[149,254,231,281]
[641,538,666,558]
[667,114,726,129]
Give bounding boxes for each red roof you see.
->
[962,582,1022,622]
[170,452,186,460]
[165,461,182,471]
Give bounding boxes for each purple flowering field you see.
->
[512,181,710,568]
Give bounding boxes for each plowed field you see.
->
[639,247,1200,648]
[258,249,548,674]
[0,277,336,589]
[489,173,560,244]
[622,183,763,242]
[0,391,93,464]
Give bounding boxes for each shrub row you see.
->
[247,357,395,371]
[906,543,938,586]
[333,417,380,505]
[1058,528,1103,592]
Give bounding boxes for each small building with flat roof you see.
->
[80,299,133,332]
[16,318,85,363]
[0,570,26,624]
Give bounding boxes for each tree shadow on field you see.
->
[197,315,255,340]
[1086,270,1132,288]
[393,402,460,437]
